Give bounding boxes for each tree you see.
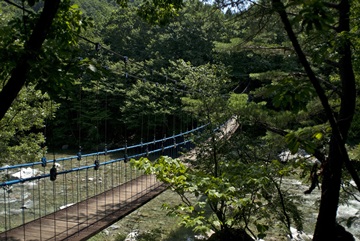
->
[270,1,358,240]
[98,0,228,142]
[0,0,186,123]
[0,0,60,120]
[103,0,226,68]
[0,84,55,165]
[122,79,176,139]
[0,0,93,163]
[214,0,359,239]
[132,61,305,240]
[0,0,186,155]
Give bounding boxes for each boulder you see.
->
[11,167,40,179]
[125,230,140,241]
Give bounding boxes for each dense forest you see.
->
[1,0,360,240]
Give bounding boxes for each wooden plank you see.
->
[0,175,166,241]
[66,184,168,241]
[0,218,89,241]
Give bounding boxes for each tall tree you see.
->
[270,0,357,240]
[216,0,359,239]
[210,0,360,240]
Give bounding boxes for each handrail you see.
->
[0,139,191,187]
[0,124,207,172]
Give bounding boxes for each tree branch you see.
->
[259,122,326,163]
[271,0,360,193]
[0,0,61,121]
[270,176,293,238]
[4,0,32,13]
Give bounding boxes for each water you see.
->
[283,178,360,241]
[1,166,360,240]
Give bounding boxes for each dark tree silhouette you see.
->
[0,0,60,120]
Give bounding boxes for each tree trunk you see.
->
[313,139,343,239]
[0,0,61,121]
[313,0,356,240]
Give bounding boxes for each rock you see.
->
[125,230,140,241]
[287,227,313,241]
[278,149,316,163]
[11,167,40,179]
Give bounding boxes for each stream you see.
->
[282,178,360,241]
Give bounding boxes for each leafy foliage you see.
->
[166,60,231,123]
[115,0,184,25]
[132,146,304,239]
[1,0,360,240]
[0,85,54,164]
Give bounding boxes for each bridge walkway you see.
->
[0,175,167,241]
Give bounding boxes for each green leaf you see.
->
[256,223,269,239]
[88,64,97,72]
[313,132,323,140]
[285,132,300,154]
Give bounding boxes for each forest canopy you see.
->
[0,0,359,240]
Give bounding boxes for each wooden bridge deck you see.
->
[0,117,239,241]
[0,175,167,241]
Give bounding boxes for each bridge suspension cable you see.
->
[0,122,208,240]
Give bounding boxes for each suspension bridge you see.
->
[0,117,238,241]
[0,4,239,237]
